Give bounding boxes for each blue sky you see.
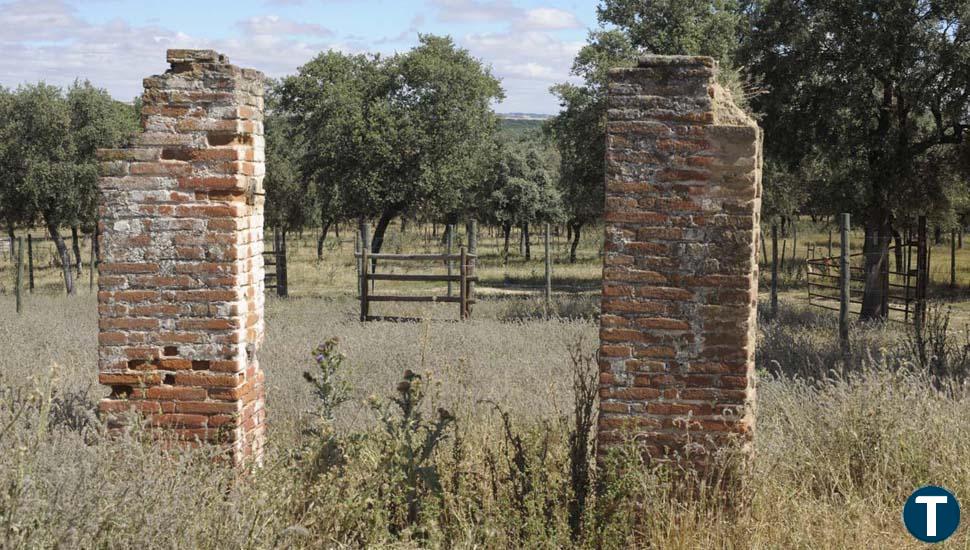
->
[0,0,603,114]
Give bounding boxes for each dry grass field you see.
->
[1,220,969,548]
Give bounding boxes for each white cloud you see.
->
[0,0,86,41]
[516,8,581,31]
[502,62,557,80]
[0,0,586,113]
[0,2,343,99]
[459,29,584,113]
[237,15,333,38]
[464,30,582,81]
[430,0,520,23]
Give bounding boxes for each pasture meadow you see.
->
[1,289,969,547]
[0,220,968,547]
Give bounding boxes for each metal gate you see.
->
[807,217,929,323]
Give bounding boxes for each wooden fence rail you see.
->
[355,249,477,322]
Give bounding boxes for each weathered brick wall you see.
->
[598,56,762,467]
[97,50,266,463]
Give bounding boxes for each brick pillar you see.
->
[97,50,266,463]
[598,56,762,468]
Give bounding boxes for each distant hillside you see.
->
[498,113,552,138]
[500,113,553,121]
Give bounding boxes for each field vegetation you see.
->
[2,222,969,547]
[1,0,970,547]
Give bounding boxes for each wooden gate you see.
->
[263,228,287,296]
[356,247,477,322]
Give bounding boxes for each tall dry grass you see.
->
[2,292,969,547]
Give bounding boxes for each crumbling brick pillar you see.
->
[598,56,762,468]
[97,50,266,463]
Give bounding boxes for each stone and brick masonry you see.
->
[96,50,266,463]
[598,56,762,467]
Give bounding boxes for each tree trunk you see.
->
[760,229,768,266]
[71,225,82,277]
[316,220,331,259]
[934,225,942,245]
[860,209,891,320]
[566,223,572,243]
[400,217,407,235]
[93,223,100,267]
[48,222,74,295]
[770,223,778,317]
[569,221,582,263]
[891,227,904,273]
[502,223,512,264]
[523,223,531,260]
[370,209,399,273]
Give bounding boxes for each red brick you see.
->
[99,372,162,386]
[174,401,241,414]
[151,414,208,428]
[636,318,690,331]
[146,386,208,400]
[174,372,242,388]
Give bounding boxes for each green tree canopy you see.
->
[0,81,135,294]
[547,29,636,261]
[742,0,970,317]
[598,0,745,66]
[264,86,315,235]
[483,136,563,259]
[278,35,503,255]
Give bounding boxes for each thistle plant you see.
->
[370,369,455,533]
[301,338,352,477]
[303,338,351,428]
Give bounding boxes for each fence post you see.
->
[355,226,361,292]
[15,237,24,314]
[839,213,850,360]
[360,222,370,322]
[459,246,467,320]
[951,229,957,289]
[446,224,454,297]
[915,216,928,331]
[468,220,477,318]
[770,223,778,318]
[544,223,551,317]
[27,233,34,292]
[273,230,282,297]
[276,230,290,297]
